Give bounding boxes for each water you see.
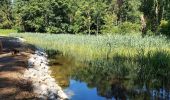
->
[64,80,170,100]
[65,80,106,100]
[50,56,170,100]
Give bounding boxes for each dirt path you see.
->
[0,36,37,100]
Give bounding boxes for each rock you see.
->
[35,50,48,57]
[58,90,68,100]
[48,93,57,100]
[28,58,35,68]
[16,37,26,42]
[23,50,68,100]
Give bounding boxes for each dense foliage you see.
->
[0,0,170,36]
[0,0,13,29]
[14,0,70,33]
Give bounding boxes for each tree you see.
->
[0,0,13,29]
[101,0,141,34]
[11,0,170,36]
[14,0,70,33]
[140,0,170,35]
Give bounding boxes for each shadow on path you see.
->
[0,36,37,100]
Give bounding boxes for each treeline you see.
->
[0,0,170,36]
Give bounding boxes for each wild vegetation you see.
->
[0,0,170,37]
[10,33,170,60]
[0,29,16,35]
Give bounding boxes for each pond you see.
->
[50,55,170,100]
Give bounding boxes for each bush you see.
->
[118,22,140,35]
[46,26,62,34]
[101,26,119,35]
[102,21,140,35]
[159,20,170,37]
[0,20,13,29]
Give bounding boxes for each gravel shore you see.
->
[24,49,68,100]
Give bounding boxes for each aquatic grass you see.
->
[10,33,170,61]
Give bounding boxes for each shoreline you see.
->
[23,49,68,100]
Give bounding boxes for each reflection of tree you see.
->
[72,50,170,99]
[97,81,127,100]
[135,50,170,89]
[50,55,78,88]
[72,60,129,99]
[50,64,70,88]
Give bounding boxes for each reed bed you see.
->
[10,33,170,61]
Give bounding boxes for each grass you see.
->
[10,33,170,61]
[0,29,17,36]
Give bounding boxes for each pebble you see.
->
[23,50,68,100]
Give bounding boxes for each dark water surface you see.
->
[50,56,170,100]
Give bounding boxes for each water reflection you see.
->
[65,80,106,100]
[49,50,170,100]
[50,56,76,88]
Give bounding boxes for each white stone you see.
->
[23,50,68,100]
[17,37,26,42]
[58,90,68,99]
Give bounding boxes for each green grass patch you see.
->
[0,29,17,36]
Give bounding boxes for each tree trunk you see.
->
[88,12,91,35]
[155,0,164,34]
[88,20,91,35]
[140,14,147,37]
[96,17,99,35]
[155,0,159,33]
[117,0,123,8]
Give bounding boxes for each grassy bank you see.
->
[0,29,17,36]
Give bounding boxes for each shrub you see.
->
[159,20,170,37]
[118,22,140,35]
